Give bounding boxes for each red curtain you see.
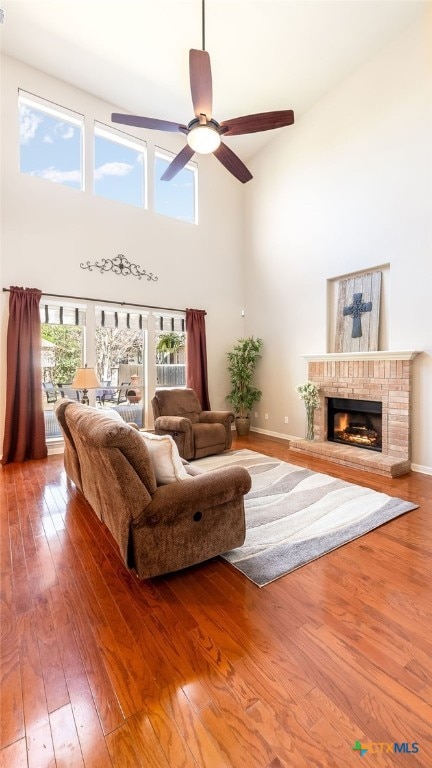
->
[1,287,47,464]
[186,308,210,410]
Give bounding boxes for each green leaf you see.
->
[226,337,263,418]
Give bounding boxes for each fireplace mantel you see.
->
[301,351,418,363]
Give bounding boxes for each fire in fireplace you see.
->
[327,398,382,452]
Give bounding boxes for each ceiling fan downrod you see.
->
[202,0,205,51]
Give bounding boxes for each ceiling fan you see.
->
[111,0,294,183]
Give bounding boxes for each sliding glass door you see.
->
[40,298,186,441]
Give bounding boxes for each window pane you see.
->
[154,314,186,388]
[19,91,83,190]
[94,123,146,208]
[154,151,197,224]
[41,323,84,439]
[95,325,145,428]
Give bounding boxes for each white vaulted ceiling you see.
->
[0,0,427,160]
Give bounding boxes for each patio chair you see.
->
[43,381,58,404]
[117,382,130,404]
[60,386,80,401]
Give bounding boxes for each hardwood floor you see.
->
[1,433,431,767]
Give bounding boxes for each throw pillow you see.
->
[140,432,189,485]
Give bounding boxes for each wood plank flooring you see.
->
[1,433,431,767]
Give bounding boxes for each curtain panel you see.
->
[185,308,210,410]
[1,287,47,464]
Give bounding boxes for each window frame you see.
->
[17,91,199,223]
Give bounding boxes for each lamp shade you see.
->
[72,366,101,389]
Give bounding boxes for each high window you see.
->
[154,148,198,224]
[18,92,198,222]
[19,90,84,190]
[94,122,147,208]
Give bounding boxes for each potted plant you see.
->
[227,336,263,435]
[156,331,185,363]
[295,380,320,441]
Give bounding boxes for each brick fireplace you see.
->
[290,351,418,477]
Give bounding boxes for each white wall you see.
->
[244,11,432,472]
[0,55,246,446]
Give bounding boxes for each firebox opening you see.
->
[327,398,382,452]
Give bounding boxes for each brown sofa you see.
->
[152,388,234,460]
[55,400,251,579]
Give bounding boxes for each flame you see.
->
[335,413,349,431]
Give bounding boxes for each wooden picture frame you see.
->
[334,271,381,353]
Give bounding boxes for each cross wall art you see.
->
[334,271,382,353]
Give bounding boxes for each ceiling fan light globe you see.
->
[187,124,221,154]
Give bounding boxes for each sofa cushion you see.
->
[140,432,190,485]
[193,422,227,449]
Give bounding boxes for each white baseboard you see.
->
[249,426,294,441]
[47,440,64,455]
[410,462,432,476]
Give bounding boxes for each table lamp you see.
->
[72,365,101,405]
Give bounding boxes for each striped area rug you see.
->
[194,449,418,587]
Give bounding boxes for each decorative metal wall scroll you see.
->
[80,254,158,282]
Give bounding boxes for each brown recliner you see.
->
[152,388,234,460]
[54,399,251,579]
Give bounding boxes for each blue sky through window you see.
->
[155,152,197,224]
[19,92,83,189]
[94,123,146,208]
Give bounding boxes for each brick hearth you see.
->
[290,351,418,477]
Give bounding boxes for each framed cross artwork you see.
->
[334,270,382,353]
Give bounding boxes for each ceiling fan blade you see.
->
[213,143,252,184]
[160,144,195,181]
[220,110,294,136]
[112,113,187,133]
[189,49,212,120]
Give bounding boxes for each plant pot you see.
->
[235,417,250,436]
